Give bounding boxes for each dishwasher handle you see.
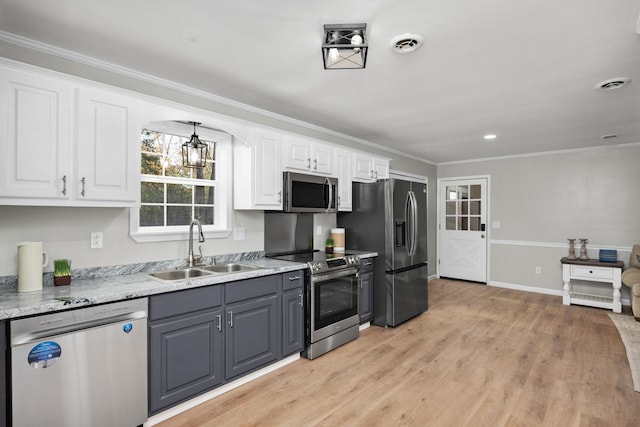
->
[11,310,147,346]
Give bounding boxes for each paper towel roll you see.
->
[17,241,48,292]
[331,228,345,253]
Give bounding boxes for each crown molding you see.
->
[0,30,436,166]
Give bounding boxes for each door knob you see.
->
[481,234,485,239]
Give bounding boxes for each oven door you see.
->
[309,266,360,343]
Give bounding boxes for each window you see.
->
[130,122,232,242]
[445,184,482,231]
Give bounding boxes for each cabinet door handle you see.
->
[228,311,233,327]
[299,293,304,307]
[289,275,301,281]
[313,158,317,170]
[277,191,281,203]
[81,177,86,197]
[306,158,311,168]
[216,314,222,332]
[61,175,67,196]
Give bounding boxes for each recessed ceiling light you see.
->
[594,77,631,91]
[483,134,497,140]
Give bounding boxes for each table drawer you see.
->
[570,265,613,280]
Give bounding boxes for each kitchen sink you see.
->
[148,268,213,281]
[148,263,262,281]
[201,263,260,273]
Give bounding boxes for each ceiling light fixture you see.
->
[182,121,208,169]
[390,33,424,54]
[483,134,497,140]
[594,77,631,91]
[322,23,368,69]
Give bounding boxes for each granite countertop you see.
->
[0,250,377,321]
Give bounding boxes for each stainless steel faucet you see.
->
[187,219,205,267]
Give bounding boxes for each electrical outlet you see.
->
[91,232,103,249]
[535,266,541,274]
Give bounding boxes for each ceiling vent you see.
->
[595,77,631,91]
[390,33,424,53]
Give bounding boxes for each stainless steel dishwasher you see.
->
[10,298,148,427]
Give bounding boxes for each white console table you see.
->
[561,257,623,313]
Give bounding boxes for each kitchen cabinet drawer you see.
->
[225,275,278,304]
[149,285,222,320]
[282,270,304,291]
[570,265,613,280]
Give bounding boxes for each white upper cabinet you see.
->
[335,148,353,211]
[233,128,283,209]
[0,67,73,201]
[353,152,390,182]
[0,63,141,206]
[283,136,334,176]
[76,88,140,204]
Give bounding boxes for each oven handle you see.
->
[311,266,359,283]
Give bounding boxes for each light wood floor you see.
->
[158,279,640,427]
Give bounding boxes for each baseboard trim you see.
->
[488,281,563,296]
[145,354,300,426]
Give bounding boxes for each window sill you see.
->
[130,229,232,243]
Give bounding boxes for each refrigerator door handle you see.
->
[408,190,418,256]
[405,191,412,255]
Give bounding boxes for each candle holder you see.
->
[578,238,589,260]
[567,239,577,260]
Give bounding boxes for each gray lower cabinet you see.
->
[282,271,304,357]
[148,286,224,415]
[148,269,305,415]
[225,295,278,380]
[359,257,375,324]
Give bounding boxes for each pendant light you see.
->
[182,121,208,168]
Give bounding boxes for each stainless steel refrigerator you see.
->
[338,177,428,327]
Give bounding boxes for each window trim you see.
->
[130,121,232,242]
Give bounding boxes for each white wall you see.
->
[437,143,640,298]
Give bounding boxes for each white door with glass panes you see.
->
[439,178,487,282]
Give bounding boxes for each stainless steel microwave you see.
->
[283,172,338,213]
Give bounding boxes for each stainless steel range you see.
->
[270,251,361,359]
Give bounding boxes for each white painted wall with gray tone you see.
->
[0,45,437,277]
[437,143,640,301]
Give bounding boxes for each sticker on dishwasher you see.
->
[123,323,133,333]
[27,341,62,369]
